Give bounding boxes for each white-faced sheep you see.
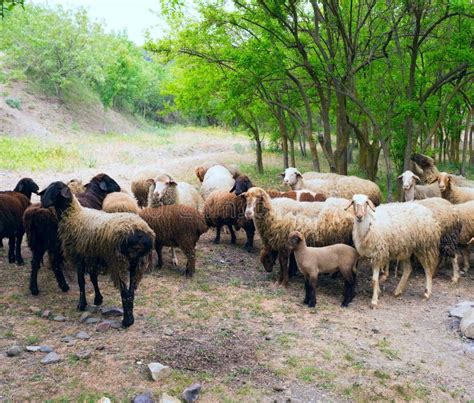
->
[243,187,354,285]
[0,178,39,264]
[103,192,140,214]
[435,172,474,204]
[200,165,235,200]
[398,170,441,201]
[281,167,382,205]
[346,194,440,307]
[287,231,358,308]
[131,168,171,208]
[147,174,204,210]
[40,181,155,327]
[139,205,208,277]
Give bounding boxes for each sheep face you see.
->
[14,178,39,197]
[88,173,121,193]
[152,175,177,203]
[287,231,304,250]
[346,194,375,223]
[281,167,302,187]
[242,187,266,220]
[397,170,420,191]
[437,172,452,192]
[230,175,254,196]
[39,182,73,210]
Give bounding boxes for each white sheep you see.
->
[454,201,474,275]
[200,165,235,200]
[131,168,171,208]
[147,174,204,210]
[436,172,474,204]
[346,194,440,307]
[398,170,441,201]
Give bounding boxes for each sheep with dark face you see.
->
[76,173,121,209]
[40,181,154,327]
[0,178,39,265]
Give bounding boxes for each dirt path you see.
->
[0,129,473,401]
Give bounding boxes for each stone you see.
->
[79,312,92,322]
[132,391,154,403]
[29,306,41,314]
[148,362,172,381]
[26,346,41,352]
[97,398,111,403]
[75,331,91,340]
[42,310,51,319]
[41,351,61,364]
[159,393,180,403]
[39,345,53,353]
[273,385,285,392]
[53,315,66,322]
[265,335,272,341]
[449,301,474,319]
[61,336,75,343]
[163,328,174,336]
[100,307,123,317]
[75,350,91,359]
[85,317,101,325]
[86,306,100,313]
[6,345,22,357]
[96,321,111,332]
[460,309,474,339]
[182,383,201,403]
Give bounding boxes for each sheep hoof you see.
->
[451,278,459,285]
[370,302,378,309]
[16,260,25,266]
[213,239,220,245]
[122,317,134,327]
[394,289,402,297]
[423,292,431,300]
[245,245,253,253]
[77,303,87,311]
[30,288,39,296]
[61,284,70,292]
[94,296,103,306]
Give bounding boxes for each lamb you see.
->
[281,167,382,205]
[147,174,204,210]
[195,162,240,182]
[67,179,86,195]
[0,178,39,265]
[346,194,440,307]
[203,175,255,251]
[435,172,474,204]
[24,173,120,296]
[453,201,474,276]
[103,192,140,214]
[243,187,354,285]
[40,181,155,327]
[267,189,327,202]
[398,170,441,201]
[131,168,170,208]
[200,165,235,200]
[287,231,358,308]
[139,205,208,277]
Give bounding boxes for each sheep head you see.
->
[39,181,73,211]
[242,187,268,220]
[230,175,254,196]
[397,170,420,191]
[152,174,177,202]
[436,172,453,192]
[287,230,304,250]
[88,173,121,194]
[281,167,302,187]
[345,194,375,223]
[260,246,278,272]
[14,177,39,197]
[195,167,206,182]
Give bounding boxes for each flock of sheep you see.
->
[0,153,473,327]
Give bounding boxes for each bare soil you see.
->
[0,130,473,402]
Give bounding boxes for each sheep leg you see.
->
[461,247,470,274]
[120,259,138,327]
[244,225,255,252]
[228,225,236,244]
[370,265,382,307]
[29,252,42,296]
[394,260,412,297]
[49,250,69,292]
[417,254,435,300]
[307,275,318,308]
[303,276,311,305]
[214,226,222,244]
[76,262,88,311]
[155,243,163,269]
[341,271,357,308]
[7,236,15,263]
[171,248,179,267]
[278,249,290,287]
[89,271,103,306]
[15,233,24,265]
[289,252,298,279]
[451,253,461,284]
[184,248,196,278]
[380,264,389,283]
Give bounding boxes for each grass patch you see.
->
[377,338,399,360]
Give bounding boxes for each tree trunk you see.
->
[255,131,264,174]
[276,110,289,169]
[306,127,320,171]
[470,122,474,166]
[460,108,472,176]
[334,92,349,175]
[380,136,393,202]
[289,136,296,167]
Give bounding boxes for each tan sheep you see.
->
[453,201,474,275]
[147,174,204,210]
[287,231,358,308]
[398,170,441,201]
[103,192,140,214]
[131,168,171,208]
[67,179,86,195]
[436,172,474,204]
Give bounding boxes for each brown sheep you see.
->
[267,189,327,202]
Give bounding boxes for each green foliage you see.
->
[4,97,21,109]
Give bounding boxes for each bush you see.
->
[5,97,21,110]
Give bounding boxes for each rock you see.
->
[79,312,92,322]
[132,391,154,403]
[75,331,91,340]
[39,345,53,353]
[182,383,201,403]
[460,309,474,339]
[75,350,92,359]
[61,336,75,343]
[86,306,100,313]
[163,328,174,336]
[26,346,41,352]
[102,320,121,329]
[265,335,272,341]
[53,315,66,322]
[148,362,172,381]
[42,310,51,319]
[6,345,22,357]
[86,317,101,325]
[29,306,41,314]
[100,307,123,317]
[449,301,474,319]
[96,345,105,351]
[96,321,111,332]
[67,340,77,347]
[273,385,285,392]
[41,351,61,364]
[159,393,180,403]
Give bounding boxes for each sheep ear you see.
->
[239,191,248,198]
[428,177,438,184]
[279,172,285,178]
[61,186,72,199]
[229,184,236,193]
[296,172,302,178]
[146,178,155,186]
[99,181,107,191]
[344,200,354,211]
[367,199,376,212]
[397,174,403,180]
[168,179,178,187]
[413,175,421,183]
